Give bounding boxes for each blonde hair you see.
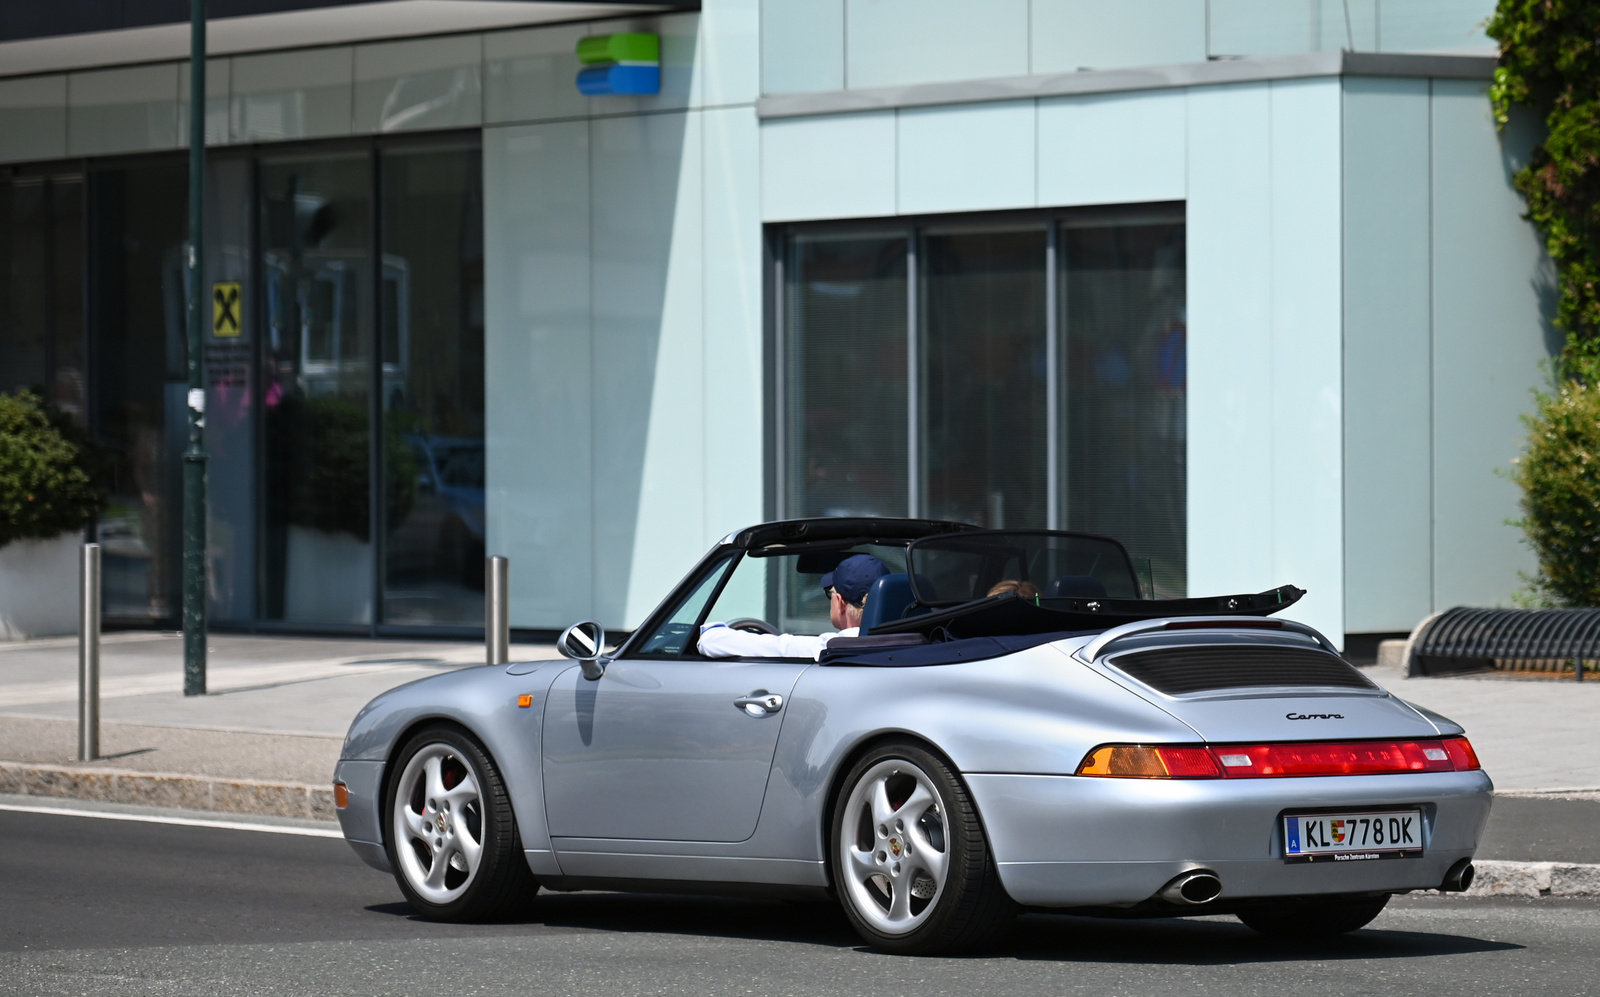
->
[987,579,1040,599]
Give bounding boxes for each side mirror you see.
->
[556,620,608,680]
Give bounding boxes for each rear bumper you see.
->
[965,770,1493,907]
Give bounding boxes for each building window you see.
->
[776,205,1187,596]
[0,134,483,631]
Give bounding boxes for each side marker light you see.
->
[517,694,533,708]
[333,782,349,809]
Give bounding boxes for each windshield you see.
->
[706,543,909,635]
[907,530,1139,604]
[628,541,912,657]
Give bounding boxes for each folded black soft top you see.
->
[864,585,1306,642]
[819,630,1103,667]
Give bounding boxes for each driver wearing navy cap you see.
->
[698,553,889,659]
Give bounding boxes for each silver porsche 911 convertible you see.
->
[332,518,1491,954]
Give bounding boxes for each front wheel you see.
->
[384,725,536,921]
[1235,894,1391,938]
[831,741,1015,954]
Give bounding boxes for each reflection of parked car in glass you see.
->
[387,435,484,589]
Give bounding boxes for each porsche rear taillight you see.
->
[1075,737,1482,779]
[1077,745,1222,778]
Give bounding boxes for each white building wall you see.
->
[1184,79,1348,646]
[1342,77,1434,633]
[485,3,765,632]
[755,0,1496,97]
[1429,80,1552,610]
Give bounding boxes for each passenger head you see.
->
[987,579,1040,599]
[821,554,890,630]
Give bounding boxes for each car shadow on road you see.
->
[1002,912,1522,964]
[363,893,1522,962]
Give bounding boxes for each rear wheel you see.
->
[830,741,1015,954]
[1235,894,1391,938]
[384,725,536,921]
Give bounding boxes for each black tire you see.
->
[1235,894,1391,938]
[383,724,537,921]
[830,740,1015,954]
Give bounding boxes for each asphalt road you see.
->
[4,809,1599,997]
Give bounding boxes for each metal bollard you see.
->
[78,543,100,761]
[486,555,509,665]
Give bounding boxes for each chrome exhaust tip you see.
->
[1441,858,1475,893]
[1159,870,1223,905]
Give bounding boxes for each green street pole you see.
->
[183,0,207,696]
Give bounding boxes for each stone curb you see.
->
[1454,860,1600,898]
[0,762,334,821]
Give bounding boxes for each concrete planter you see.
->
[0,531,83,640]
[285,524,372,624]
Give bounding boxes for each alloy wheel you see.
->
[837,758,951,935]
[391,742,486,905]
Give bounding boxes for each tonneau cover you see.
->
[819,631,1103,667]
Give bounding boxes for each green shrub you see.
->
[266,393,417,540]
[1512,367,1600,606]
[0,391,108,547]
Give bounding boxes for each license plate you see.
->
[1282,810,1423,863]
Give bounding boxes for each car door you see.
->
[541,657,810,842]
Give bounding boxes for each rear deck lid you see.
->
[1087,633,1441,742]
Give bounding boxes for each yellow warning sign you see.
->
[212,282,242,338]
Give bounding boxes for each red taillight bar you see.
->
[1077,736,1482,779]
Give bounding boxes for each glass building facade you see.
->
[0,136,483,631]
[779,206,1187,596]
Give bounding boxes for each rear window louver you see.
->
[1106,645,1377,695]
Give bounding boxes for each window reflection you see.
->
[785,233,908,518]
[89,163,187,621]
[260,154,375,624]
[920,226,1047,528]
[380,145,485,625]
[1061,216,1186,598]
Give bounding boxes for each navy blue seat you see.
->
[1043,574,1106,598]
[858,573,932,634]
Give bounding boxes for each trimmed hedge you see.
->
[0,391,108,547]
[1513,368,1600,606]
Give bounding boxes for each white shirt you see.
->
[697,623,859,660]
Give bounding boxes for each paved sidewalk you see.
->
[0,632,560,818]
[0,632,1594,822]
[1363,663,1600,794]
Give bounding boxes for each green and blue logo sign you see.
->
[576,33,660,96]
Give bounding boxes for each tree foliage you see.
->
[1490,3,1600,604]
[1488,0,1600,369]
[0,391,108,547]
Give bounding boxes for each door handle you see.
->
[734,692,783,716]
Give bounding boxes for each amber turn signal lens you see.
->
[1077,745,1222,778]
[333,782,349,809]
[517,694,534,708]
